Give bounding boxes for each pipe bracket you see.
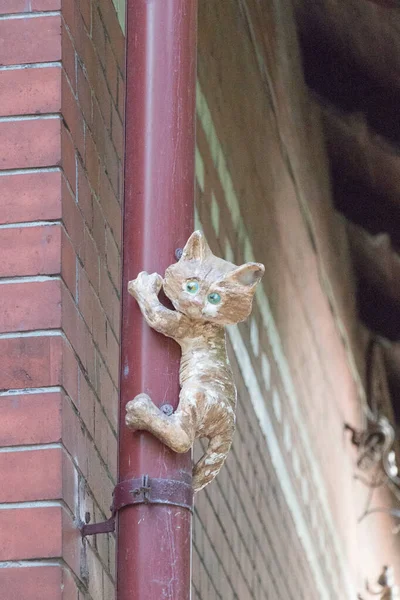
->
[80,474,193,537]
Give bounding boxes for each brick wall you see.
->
[0,0,124,595]
[193,0,400,598]
[2,0,400,598]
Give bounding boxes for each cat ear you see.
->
[226,262,265,287]
[180,230,212,262]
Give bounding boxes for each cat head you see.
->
[163,231,264,325]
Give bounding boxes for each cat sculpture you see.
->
[125,230,265,492]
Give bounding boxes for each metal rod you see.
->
[118,0,197,598]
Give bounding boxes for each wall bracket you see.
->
[80,475,194,537]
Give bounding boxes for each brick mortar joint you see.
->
[0,10,60,20]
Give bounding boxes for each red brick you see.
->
[61,177,84,258]
[92,295,107,357]
[0,224,61,277]
[61,338,79,406]
[99,262,120,337]
[32,0,61,10]
[117,71,125,119]
[94,401,108,464]
[105,37,118,101]
[0,170,62,225]
[107,422,117,478]
[61,284,88,366]
[78,370,95,435]
[92,195,106,257]
[0,566,62,600]
[62,512,83,584]
[77,62,92,126]
[105,326,119,386]
[111,101,124,161]
[104,136,119,195]
[0,67,61,117]
[61,567,79,600]
[0,333,62,389]
[0,0,26,13]
[61,227,77,298]
[105,225,120,289]
[62,23,76,92]
[81,28,97,86]
[61,393,88,477]
[92,6,106,68]
[95,351,118,430]
[0,391,62,446]
[94,62,112,129]
[0,279,61,333]
[83,320,96,384]
[62,0,85,60]
[86,545,104,600]
[97,0,124,71]
[0,0,61,11]
[77,262,92,326]
[99,168,121,248]
[0,506,62,560]
[61,288,96,384]
[61,451,77,514]
[84,127,100,194]
[77,270,107,368]
[92,96,107,160]
[0,118,61,170]
[61,124,76,193]
[0,448,63,503]
[83,226,100,290]
[77,0,90,30]
[87,440,113,515]
[77,160,93,227]
[0,15,61,66]
[117,158,124,198]
[62,72,85,159]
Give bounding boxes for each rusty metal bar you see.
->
[118,0,197,598]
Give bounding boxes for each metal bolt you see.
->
[160,404,174,416]
[175,248,183,260]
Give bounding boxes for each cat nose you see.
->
[191,298,202,306]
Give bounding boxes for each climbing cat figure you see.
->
[125,230,264,492]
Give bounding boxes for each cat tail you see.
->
[192,432,233,493]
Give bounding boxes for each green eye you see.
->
[208,292,221,305]
[186,280,199,294]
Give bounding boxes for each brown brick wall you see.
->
[194,0,400,598]
[0,0,124,594]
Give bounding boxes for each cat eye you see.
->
[185,280,199,294]
[207,292,221,305]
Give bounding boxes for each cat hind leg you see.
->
[125,393,194,454]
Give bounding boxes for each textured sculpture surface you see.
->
[125,231,264,492]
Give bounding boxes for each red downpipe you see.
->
[117,1,197,599]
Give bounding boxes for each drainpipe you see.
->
[117,1,197,599]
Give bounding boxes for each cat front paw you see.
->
[128,272,163,299]
[125,393,157,431]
